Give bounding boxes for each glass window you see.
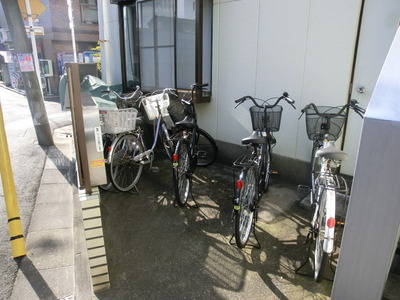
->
[80,1,98,24]
[120,0,212,101]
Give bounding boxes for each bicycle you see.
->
[100,87,175,192]
[171,83,218,206]
[296,100,365,282]
[231,92,295,248]
[99,86,143,191]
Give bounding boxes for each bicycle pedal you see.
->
[151,166,160,173]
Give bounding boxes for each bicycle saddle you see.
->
[316,142,348,161]
[175,116,195,129]
[241,131,266,145]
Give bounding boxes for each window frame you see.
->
[117,0,212,102]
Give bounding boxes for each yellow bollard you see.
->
[0,101,26,258]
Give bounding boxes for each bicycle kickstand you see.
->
[295,231,313,276]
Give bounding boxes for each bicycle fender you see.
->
[323,188,336,254]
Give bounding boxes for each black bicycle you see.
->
[231,92,295,248]
[172,83,218,206]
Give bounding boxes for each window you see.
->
[80,0,98,24]
[119,0,212,102]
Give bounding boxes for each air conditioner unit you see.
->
[0,28,11,43]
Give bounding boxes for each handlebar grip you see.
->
[234,97,245,103]
[301,104,312,113]
[350,99,359,105]
[192,83,209,90]
[286,97,295,104]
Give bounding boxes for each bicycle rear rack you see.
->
[233,153,255,168]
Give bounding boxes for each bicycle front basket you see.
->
[305,106,346,141]
[99,108,138,134]
[249,105,283,132]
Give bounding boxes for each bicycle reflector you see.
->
[236,180,243,190]
[327,217,336,228]
[172,154,179,167]
[107,146,112,152]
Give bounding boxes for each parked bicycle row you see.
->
[98,83,218,205]
[230,92,364,283]
[96,83,365,283]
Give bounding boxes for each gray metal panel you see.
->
[81,92,107,187]
[331,27,400,299]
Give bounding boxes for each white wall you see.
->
[99,0,400,176]
[199,0,361,171]
[341,0,400,174]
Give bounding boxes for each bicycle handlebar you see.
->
[299,100,365,119]
[234,92,296,109]
[101,85,143,101]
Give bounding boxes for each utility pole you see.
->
[0,0,53,146]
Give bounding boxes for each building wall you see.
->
[99,0,400,182]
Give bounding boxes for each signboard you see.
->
[17,53,35,72]
[25,26,44,36]
[18,0,46,21]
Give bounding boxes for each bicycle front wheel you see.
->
[234,166,257,248]
[314,189,329,282]
[196,128,218,166]
[109,133,144,192]
[173,139,192,206]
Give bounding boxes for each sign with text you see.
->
[17,53,35,72]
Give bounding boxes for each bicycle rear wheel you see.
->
[196,128,218,166]
[173,139,191,206]
[109,133,144,192]
[234,166,257,248]
[314,189,329,282]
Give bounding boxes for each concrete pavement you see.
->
[0,85,93,299]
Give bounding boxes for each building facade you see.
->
[100,0,399,182]
[0,0,99,95]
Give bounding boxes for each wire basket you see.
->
[99,108,138,134]
[249,105,283,132]
[305,106,347,141]
[142,93,170,121]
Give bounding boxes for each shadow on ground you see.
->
[95,151,336,299]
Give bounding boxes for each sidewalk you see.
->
[0,84,93,299]
[9,125,93,300]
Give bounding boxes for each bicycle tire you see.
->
[258,143,271,192]
[195,128,218,167]
[99,164,113,191]
[314,189,329,282]
[159,122,174,160]
[173,139,191,206]
[109,133,144,192]
[311,143,322,179]
[235,166,257,248]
